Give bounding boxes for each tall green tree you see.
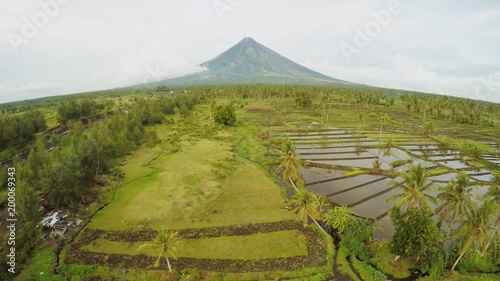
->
[214,103,236,126]
[386,163,437,214]
[276,139,302,191]
[485,185,499,252]
[391,207,446,275]
[289,190,320,227]
[324,206,374,261]
[436,172,474,238]
[451,200,497,270]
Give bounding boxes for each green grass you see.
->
[418,272,500,281]
[83,230,307,259]
[337,246,361,281]
[427,169,450,176]
[60,106,333,279]
[15,246,65,281]
[343,170,366,177]
[370,241,413,279]
[88,135,235,231]
[351,256,385,281]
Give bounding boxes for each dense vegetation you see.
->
[0,110,46,151]
[0,84,498,280]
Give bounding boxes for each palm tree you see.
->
[276,139,302,191]
[386,163,437,214]
[485,185,499,252]
[423,121,435,137]
[451,200,496,270]
[138,230,182,272]
[436,173,474,238]
[378,113,389,144]
[324,205,355,234]
[377,113,389,158]
[288,191,328,235]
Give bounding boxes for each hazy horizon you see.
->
[1,0,500,104]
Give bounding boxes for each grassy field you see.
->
[13,94,497,280]
[82,230,307,259]
[60,105,333,280]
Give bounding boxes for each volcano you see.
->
[151,37,350,86]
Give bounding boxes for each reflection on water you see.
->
[281,127,497,241]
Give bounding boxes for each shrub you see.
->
[390,207,446,275]
[214,103,236,126]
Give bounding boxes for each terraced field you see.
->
[243,100,499,241]
[59,111,333,280]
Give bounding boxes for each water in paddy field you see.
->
[283,126,499,241]
[436,159,470,170]
[428,172,458,182]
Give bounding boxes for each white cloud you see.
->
[11,81,59,92]
[304,54,500,103]
[453,7,500,27]
[0,0,499,104]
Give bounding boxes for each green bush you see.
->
[390,207,446,275]
[215,103,236,126]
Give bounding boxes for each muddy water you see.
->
[332,178,393,206]
[429,172,458,182]
[297,147,359,154]
[301,167,344,184]
[301,151,375,160]
[373,216,394,241]
[428,155,461,161]
[307,174,384,196]
[436,160,470,170]
[350,188,400,219]
[284,127,497,242]
[295,142,377,149]
[471,174,494,182]
[312,159,390,170]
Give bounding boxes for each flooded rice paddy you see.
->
[280,126,498,240]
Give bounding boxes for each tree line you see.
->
[0,110,47,151]
[0,93,203,279]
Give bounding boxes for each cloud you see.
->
[303,54,500,103]
[0,1,499,104]
[454,8,500,27]
[11,81,59,92]
[0,82,60,103]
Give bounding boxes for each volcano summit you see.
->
[152,37,350,86]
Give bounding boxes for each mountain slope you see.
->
[152,37,350,86]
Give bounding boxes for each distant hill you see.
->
[147,37,352,86]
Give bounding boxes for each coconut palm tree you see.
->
[378,113,389,145]
[276,139,302,191]
[451,200,496,271]
[288,191,328,235]
[289,190,319,226]
[138,230,181,272]
[436,172,474,238]
[485,185,499,252]
[386,163,437,214]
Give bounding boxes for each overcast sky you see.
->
[1,0,500,104]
